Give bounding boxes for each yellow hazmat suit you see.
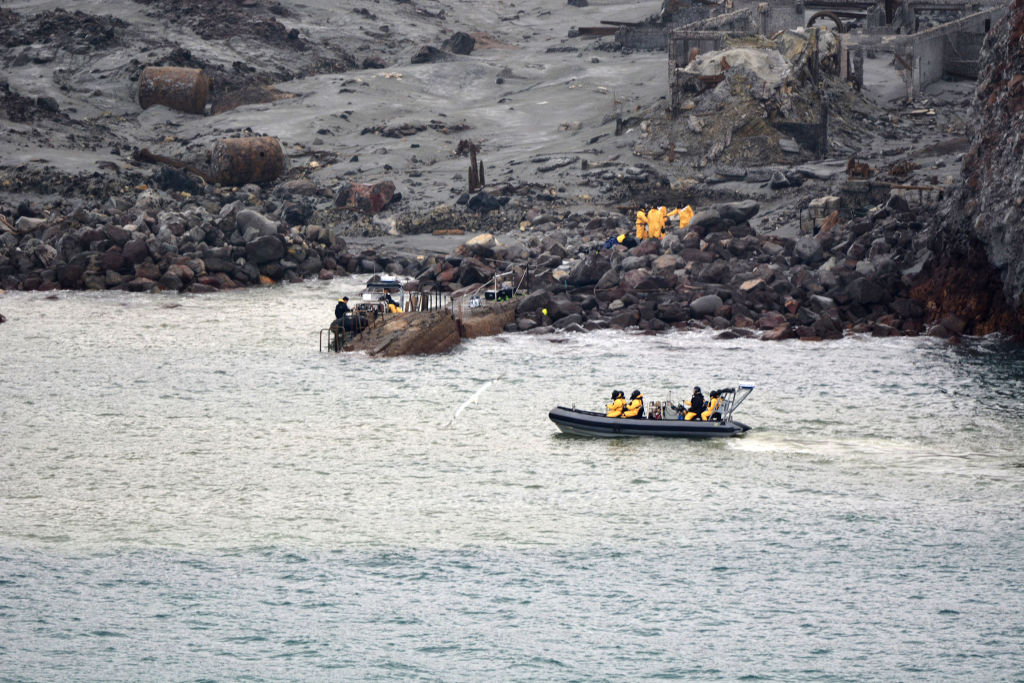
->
[606,397,627,418]
[622,393,644,419]
[634,210,649,240]
[667,205,695,231]
[647,206,668,240]
[701,395,721,421]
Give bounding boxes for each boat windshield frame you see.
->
[721,384,755,422]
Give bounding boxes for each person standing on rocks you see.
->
[635,209,649,240]
[647,207,668,240]
[668,205,695,231]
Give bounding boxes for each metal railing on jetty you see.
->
[319,288,456,353]
[320,260,536,353]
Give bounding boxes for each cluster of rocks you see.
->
[0,166,978,345]
[0,181,422,294]
[492,197,943,340]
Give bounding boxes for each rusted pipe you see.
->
[210,136,285,186]
[138,66,210,115]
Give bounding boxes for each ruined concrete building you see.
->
[620,0,1006,167]
[658,0,1007,108]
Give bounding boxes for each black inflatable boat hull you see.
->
[549,406,750,438]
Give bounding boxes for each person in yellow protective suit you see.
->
[382,289,402,314]
[622,389,645,419]
[634,209,649,240]
[701,390,721,421]
[646,206,668,240]
[667,205,695,231]
[683,386,705,421]
[606,390,626,418]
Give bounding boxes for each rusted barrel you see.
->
[138,66,210,115]
[210,136,285,186]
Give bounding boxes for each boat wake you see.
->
[445,374,505,427]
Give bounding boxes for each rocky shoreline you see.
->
[0,176,967,342]
[3,0,1024,344]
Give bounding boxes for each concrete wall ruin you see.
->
[841,6,1005,100]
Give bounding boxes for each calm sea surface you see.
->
[2,278,1023,681]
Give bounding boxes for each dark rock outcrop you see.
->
[961,0,1024,310]
[345,309,460,357]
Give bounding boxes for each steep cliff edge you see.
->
[916,0,1024,338]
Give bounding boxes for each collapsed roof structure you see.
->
[607,0,1007,166]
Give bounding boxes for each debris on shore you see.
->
[2,0,1022,344]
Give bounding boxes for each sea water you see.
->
[2,279,1023,680]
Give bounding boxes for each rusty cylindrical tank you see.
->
[210,136,285,186]
[138,66,210,115]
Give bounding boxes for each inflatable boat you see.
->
[549,385,754,438]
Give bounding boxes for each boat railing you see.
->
[722,384,755,422]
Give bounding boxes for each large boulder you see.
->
[122,238,150,264]
[688,208,722,233]
[566,254,611,286]
[690,293,723,316]
[466,192,502,213]
[464,233,496,257]
[461,301,516,338]
[845,276,886,305]
[443,32,475,55]
[245,235,285,264]
[411,45,447,64]
[716,200,760,224]
[620,268,664,292]
[793,235,824,265]
[335,180,396,215]
[235,209,279,237]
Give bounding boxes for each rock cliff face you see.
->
[958,0,1024,311]
[915,0,1024,338]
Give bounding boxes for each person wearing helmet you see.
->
[622,389,645,419]
[605,389,626,418]
[684,386,705,421]
[701,390,722,421]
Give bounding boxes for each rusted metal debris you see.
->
[847,157,873,179]
[889,159,920,178]
[210,136,285,186]
[463,141,485,193]
[134,135,285,186]
[137,66,210,115]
